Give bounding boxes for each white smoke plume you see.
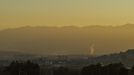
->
[90,44,95,55]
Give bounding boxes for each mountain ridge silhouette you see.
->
[0,24,134,55]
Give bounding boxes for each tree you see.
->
[81,63,128,75]
[53,67,69,75]
[7,60,40,75]
[81,63,102,75]
[119,66,128,75]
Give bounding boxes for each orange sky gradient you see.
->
[0,0,134,29]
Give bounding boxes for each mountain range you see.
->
[0,24,134,55]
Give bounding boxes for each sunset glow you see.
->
[0,0,134,29]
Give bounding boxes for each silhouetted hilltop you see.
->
[91,49,134,67]
[0,24,134,55]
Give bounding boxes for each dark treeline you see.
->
[81,63,129,75]
[0,60,40,75]
[51,63,134,75]
[1,61,134,75]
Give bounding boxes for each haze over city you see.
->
[1,0,134,75]
[0,0,134,55]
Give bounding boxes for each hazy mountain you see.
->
[0,24,134,55]
[0,50,23,56]
[0,50,34,56]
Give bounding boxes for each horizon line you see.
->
[1,23,134,31]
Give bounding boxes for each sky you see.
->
[0,0,134,29]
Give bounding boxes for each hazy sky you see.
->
[0,0,134,29]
